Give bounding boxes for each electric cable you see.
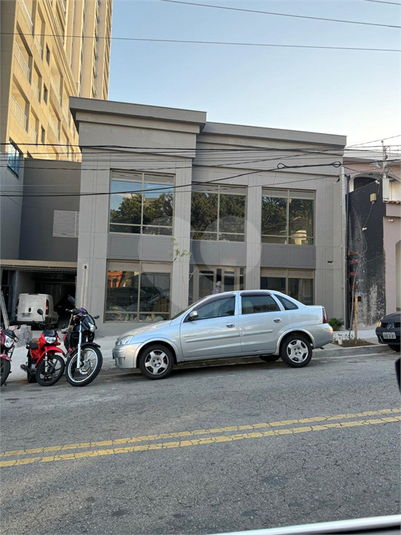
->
[160,0,401,29]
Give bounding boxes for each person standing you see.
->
[213,281,222,294]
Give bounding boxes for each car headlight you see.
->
[116,335,134,346]
[377,320,382,328]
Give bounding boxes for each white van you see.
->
[15,294,59,327]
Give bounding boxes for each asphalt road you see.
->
[1,349,400,535]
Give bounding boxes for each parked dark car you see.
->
[376,312,400,352]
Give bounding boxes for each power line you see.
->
[363,0,401,5]
[0,161,342,198]
[1,31,399,53]
[160,0,401,29]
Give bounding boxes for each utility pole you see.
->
[381,140,390,201]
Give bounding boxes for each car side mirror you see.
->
[188,310,198,321]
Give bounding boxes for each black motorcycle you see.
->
[63,299,103,387]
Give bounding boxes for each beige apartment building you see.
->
[0,0,112,163]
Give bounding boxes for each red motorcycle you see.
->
[20,309,65,386]
[1,328,18,386]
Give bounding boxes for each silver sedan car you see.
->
[113,290,333,380]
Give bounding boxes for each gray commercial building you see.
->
[67,98,346,336]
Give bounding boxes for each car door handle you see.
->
[273,318,283,323]
[226,323,234,328]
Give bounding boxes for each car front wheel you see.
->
[280,335,312,368]
[138,344,174,380]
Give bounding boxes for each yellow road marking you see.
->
[1,411,400,468]
[1,407,400,459]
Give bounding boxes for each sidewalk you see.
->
[3,327,391,385]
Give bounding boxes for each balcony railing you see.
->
[10,96,28,131]
[32,79,41,101]
[19,0,33,33]
[14,41,31,82]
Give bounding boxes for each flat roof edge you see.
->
[70,97,207,127]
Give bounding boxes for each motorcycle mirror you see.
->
[68,296,75,306]
[37,309,44,315]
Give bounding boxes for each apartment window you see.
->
[106,262,171,322]
[41,127,45,144]
[45,44,50,64]
[110,171,174,235]
[7,140,22,177]
[191,185,246,242]
[43,84,48,103]
[261,189,314,245]
[260,269,314,305]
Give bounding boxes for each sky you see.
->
[108,0,401,148]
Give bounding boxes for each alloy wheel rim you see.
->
[287,340,309,362]
[145,350,169,375]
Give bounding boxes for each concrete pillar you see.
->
[245,184,262,289]
[171,163,192,316]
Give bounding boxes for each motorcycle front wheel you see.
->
[65,347,103,387]
[1,359,11,386]
[36,353,65,386]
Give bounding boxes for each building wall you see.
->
[71,98,346,336]
[19,158,80,261]
[0,0,112,162]
[0,154,24,260]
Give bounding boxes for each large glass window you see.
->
[189,266,245,304]
[191,185,246,241]
[7,140,22,177]
[110,171,174,235]
[261,269,314,305]
[262,189,314,245]
[106,262,171,322]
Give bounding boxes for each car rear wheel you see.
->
[388,344,400,353]
[138,344,174,380]
[280,334,312,368]
[259,355,280,362]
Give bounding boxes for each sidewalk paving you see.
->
[3,327,394,385]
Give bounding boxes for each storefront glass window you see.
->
[260,269,314,305]
[106,262,171,322]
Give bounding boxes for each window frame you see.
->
[191,184,247,242]
[261,188,315,245]
[7,140,22,177]
[109,171,175,236]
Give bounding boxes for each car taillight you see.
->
[46,300,49,315]
[322,307,328,324]
[15,299,19,316]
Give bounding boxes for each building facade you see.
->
[1,0,112,162]
[70,98,347,336]
[345,152,401,325]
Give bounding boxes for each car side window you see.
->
[275,295,299,310]
[193,296,235,320]
[241,295,279,315]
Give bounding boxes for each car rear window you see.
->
[276,295,299,310]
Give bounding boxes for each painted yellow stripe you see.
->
[1,407,400,459]
[1,415,400,468]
